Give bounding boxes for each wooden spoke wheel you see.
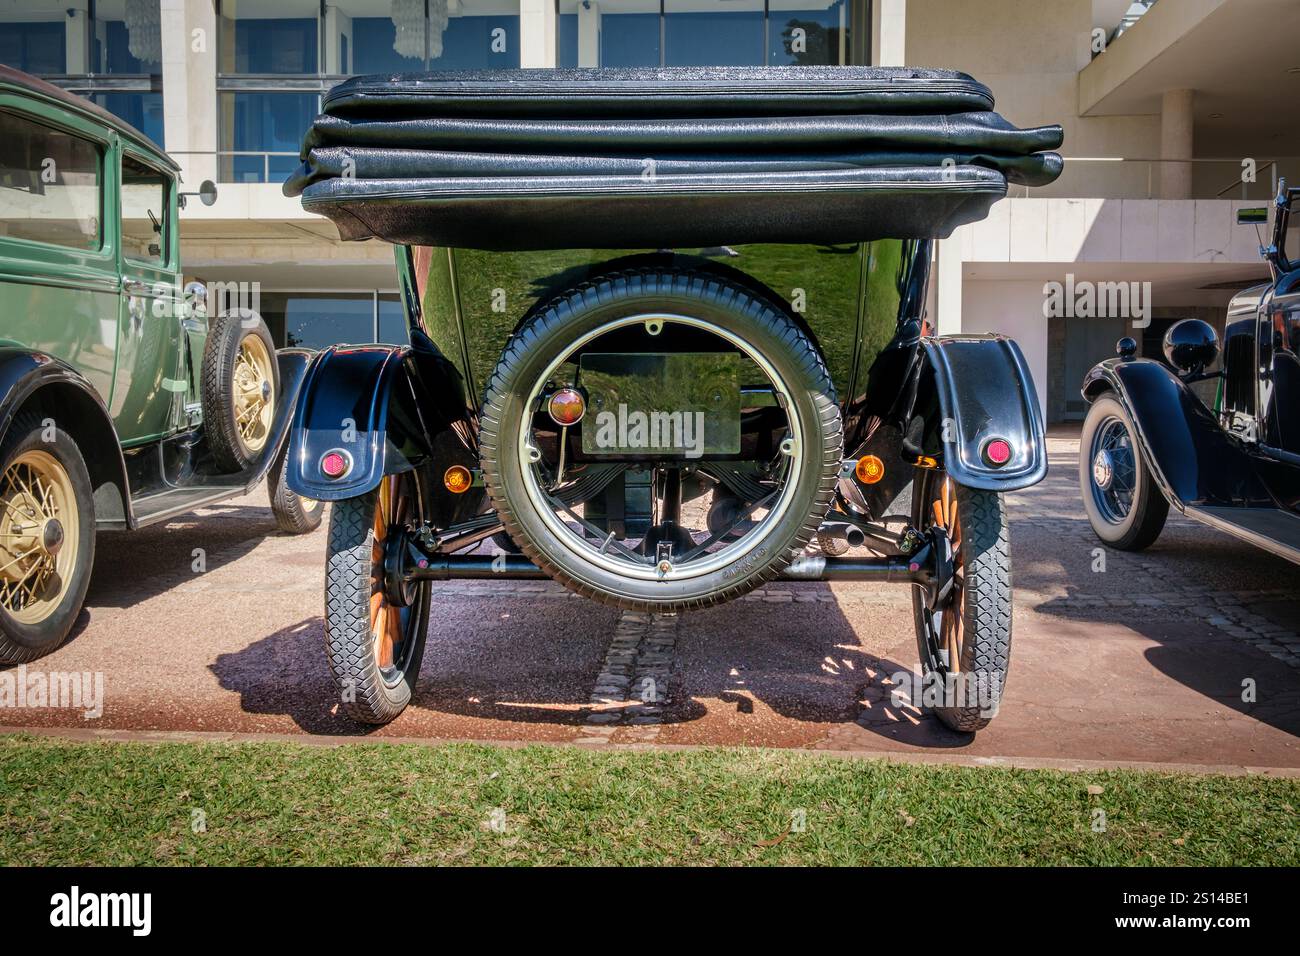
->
[322,470,431,725]
[910,468,1012,734]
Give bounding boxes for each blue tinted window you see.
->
[768,2,846,65]
[602,13,659,67]
[261,293,377,349]
[220,92,318,183]
[0,21,66,74]
[664,8,763,67]
[558,13,579,68]
[99,19,161,73]
[430,17,520,70]
[378,295,408,345]
[351,18,425,74]
[94,93,165,149]
[225,17,318,73]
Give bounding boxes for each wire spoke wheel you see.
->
[0,451,79,625]
[1079,394,1169,551]
[233,334,275,454]
[479,267,842,612]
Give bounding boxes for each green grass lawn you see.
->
[1,734,1296,866]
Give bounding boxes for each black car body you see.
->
[281,67,1061,731]
[1080,181,1300,565]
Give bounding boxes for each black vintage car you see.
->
[1081,181,1300,563]
[282,67,1062,730]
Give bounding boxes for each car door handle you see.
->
[122,279,151,295]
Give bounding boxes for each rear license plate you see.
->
[578,353,741,458]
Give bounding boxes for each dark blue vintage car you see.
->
[1081,181,1300,565]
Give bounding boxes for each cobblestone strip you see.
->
[1018,515,1300,668]
[585,611,680,734]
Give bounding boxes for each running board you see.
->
[408,553,927,583]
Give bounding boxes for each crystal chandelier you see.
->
[124,0,162,65]
[392,0,427,61]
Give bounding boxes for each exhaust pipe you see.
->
[818,521,866,549]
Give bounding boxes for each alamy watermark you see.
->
[0,665,104,719]
[592,404,706,459]
[1043,274,1152,328]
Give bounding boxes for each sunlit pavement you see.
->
[4,426,1299,770]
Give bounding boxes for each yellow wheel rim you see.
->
[0,450,79,624]
[233,334,275,455]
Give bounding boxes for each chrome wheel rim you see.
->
[234,334,275,455]
[0,450,79,624]
[515,312,802,583]
[1089,416,1136,524]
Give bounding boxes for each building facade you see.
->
[2,0,1296,420]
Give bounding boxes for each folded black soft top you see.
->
[288,67,1063,251]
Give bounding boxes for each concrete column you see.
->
[162,0,218,190]
[870,0,906,66]
[578,1,601,67]
[1159,88,1194,200]
[323,5,352,75]
[64,4,91,73]
[933,236,963,336]
[519,0,558,67]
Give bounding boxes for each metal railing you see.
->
[1009,157,1283,201]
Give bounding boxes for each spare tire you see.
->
[479,267,842,612]
[202,309,278,472]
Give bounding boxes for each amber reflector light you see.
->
[444,465,472,493]
[855,455,885,484]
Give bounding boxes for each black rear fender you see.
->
[286,334,482,522]
[907,335,1047,491]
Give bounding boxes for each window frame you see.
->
[118,148,174,269]
[0,103,110,260]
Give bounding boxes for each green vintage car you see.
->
[0,66,320,664]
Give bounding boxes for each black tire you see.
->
[911,470,1011,733]
[0,414,96,664]
[324,472,430,725]
[479,267,842,612]
[202,309,278,472]
[1080,394,1168,551]
[267,444,324,534]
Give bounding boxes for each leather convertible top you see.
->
[286,67,1063,250]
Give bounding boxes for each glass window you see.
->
[93,92,165,149]
[0,110,101,251]
[219,92,319,183]
[664,0,762,67]
[378,293,407,344]
[0,1,84,74]
[218,0,320,74]
[328,0,427,74]
[93,0,163,74]
[120,154,168,264]
[430,0,521,70]
[258,292,378,349]
[768,0,847,65]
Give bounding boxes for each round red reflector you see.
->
[984,439,1012,466]
[547,387,586,426]
[321,451,349,478]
